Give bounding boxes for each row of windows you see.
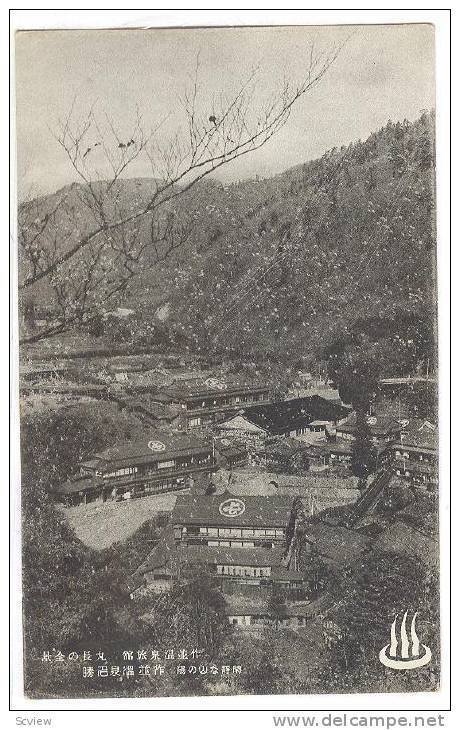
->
[187,393,269,411]
[207,540,255,548]
[100,454,212,478]
[216,565,271,577]
[395,450,435,462]
[188,526,284,538]
[104,466,137,478]
[230,616,307,627]
[157,460,175,470]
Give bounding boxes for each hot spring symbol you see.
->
[379,612,432,670]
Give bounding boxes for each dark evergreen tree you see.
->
[351,408,377,490]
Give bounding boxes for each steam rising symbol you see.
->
[379,612,432,670]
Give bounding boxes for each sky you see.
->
[15,24,435,199]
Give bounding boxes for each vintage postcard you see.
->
[11,16,450,710]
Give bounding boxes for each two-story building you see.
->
[381,419,438,489]
[54,432,216,506]
[336,413,402,446]
[132,491,308,594]
[171,490,293,548]
[158,376,271,430]
[219,396,349,451]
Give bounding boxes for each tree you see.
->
[244,651,283,695]
[144,566,230,654]
[351,408,377,490]
[302,547,331,600]
[268,584,288,629]
[319,550,440,694]
[18,44,344,344]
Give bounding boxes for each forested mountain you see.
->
[20,112,436,376]
[157,111,435,366]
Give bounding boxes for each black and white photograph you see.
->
[9,12,451,713]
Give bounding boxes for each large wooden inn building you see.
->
[55,431,216,506]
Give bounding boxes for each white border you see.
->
[6,5,452,724]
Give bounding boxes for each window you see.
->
[158,460,175,470]
[188,417,201,427]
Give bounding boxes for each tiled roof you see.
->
[172,490,293,528]
[175,544,285,567]
[137,533,286,576]
[399,420,437,451]
[265,437,308,458]
[242,396,348,434]
[223,593,330,617]
[337,412,402,437]
[163,376,270,400]
[54,475,98,495]
[136,525,176,574]
[79,431,212,469]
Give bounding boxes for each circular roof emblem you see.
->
[219,498,246,518]
[205,377,227,390]
[148,440,166,452]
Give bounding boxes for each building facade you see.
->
[381,419,438,489]
[219,396,349,451]
[336,413,402,446]
[133,491,306,594]
[55,432,216,506]
[171,491,293,548]
[159,377,271,430]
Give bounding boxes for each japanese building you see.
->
[132,491,305,594]
[54,431,216,506]
[381,419,438,489]
[157,376,271,430]
[336,413,403,446]
[219,396,349,449]
[224,594,330,629]
[171,490,293,548]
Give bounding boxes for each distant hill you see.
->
[20,112,436,369]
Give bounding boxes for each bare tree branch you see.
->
[18,40,345,344]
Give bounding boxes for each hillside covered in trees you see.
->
[158,112,436,367]
[21,112,436,382]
